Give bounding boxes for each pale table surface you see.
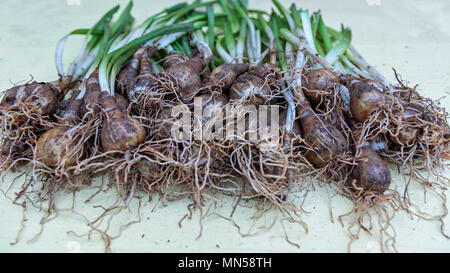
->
[0,0,449,253]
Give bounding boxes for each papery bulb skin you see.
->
[36,100,83,167]
[209,63,250,91]
[99,92,146,152]
[297,103,348,167]
[249,63,281,88]
[1,81,57,116]
[36,127,79,167]
[165,54,208,100]
[229,74,271,105]
[350,146,391,194]
[302,69,339,105]
[348,80,384,122]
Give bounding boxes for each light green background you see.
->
[0,0,449,253]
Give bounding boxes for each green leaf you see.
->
[207,4,215,51]
[218,0,239,33]
[325,24,352,65]
[318,16,332,52]
[224,22,236,56]
[290,4,302,29]
[270,15,287,71]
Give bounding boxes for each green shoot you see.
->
[230,0,257,53]
[163,2,188,14]
[56,4,120,79]
[300,10,317,54]
[218,0,239,33]
[207,4,215,51]
[325,25,351,65]
[290,4,302,30]
[223,22,236,57]
[270,15,287,71]
[258,13,274,49]
[86,2,135,76]
[236,19,247,62]
[181,35,192,57]
[318,16,332,52]
[216,37,234,63]
[272,0,295,31]
[99,22,204,95]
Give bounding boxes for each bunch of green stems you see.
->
[56,0,393,99]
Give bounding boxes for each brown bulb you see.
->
[348,80,384,122]
[0,139,27,170]
[229,74,271,105]
[127,46,159,100]
[391,88,420,101]
[116,63,132,95]
[302,69,339,104]
[209,63,250,91]
[82,90,101,114]
[201,69,212,85]
[36,127,80,167]
[249,63,281,88]
[198,93,229,111]
[82,71,102,114]
[55,99,82,125]
[114,93,130,112]
[127,73,159,100]
[387,107,421,146]
[350,146,391,194]
[297,103,348,167]
[83,71,131,115]
[164,55,208,100]
[388,126,419,146]
[100,92,146,152]
[116,45,150,95]
[1,82,57,116]
[54,100,70,121]
[155,107,173,140]
[35,100,83,167]
[163,51,189,70]
[154,106,187,140]
[194,93,229,140]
